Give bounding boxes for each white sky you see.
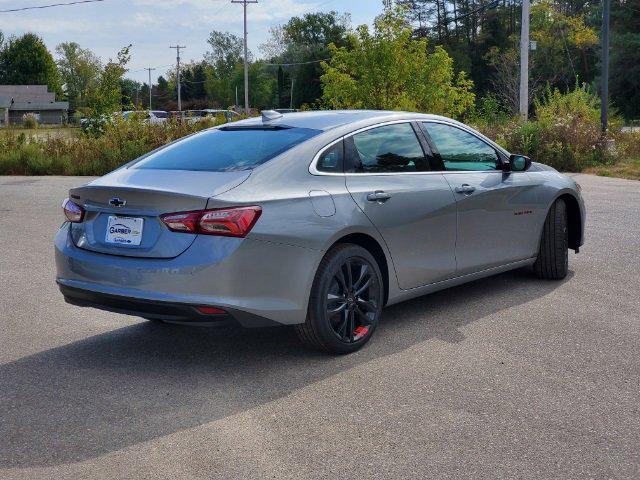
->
[0,0,381,84]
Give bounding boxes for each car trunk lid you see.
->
[68,168,251,258]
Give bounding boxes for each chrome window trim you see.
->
[308,118,510,177]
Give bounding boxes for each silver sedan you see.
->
[55,110,585,353]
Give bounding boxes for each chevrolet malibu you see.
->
[55,110,585,353]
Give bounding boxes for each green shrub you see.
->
[472,85,616,172]
[22,113,39,129]
[0,149,24,174]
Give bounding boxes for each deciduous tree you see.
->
[56,42,102,111]
[0,33,60,95]
[321,8,474,117]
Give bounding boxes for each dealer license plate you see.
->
[105,216,144,246]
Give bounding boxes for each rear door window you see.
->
[133,126,320,172]
[347,123,430,173]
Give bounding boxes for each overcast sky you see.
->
[0,0,382,84]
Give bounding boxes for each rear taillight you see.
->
[160,206,261,237]
[62,198,84,223]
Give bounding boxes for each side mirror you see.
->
[508,154,531,172]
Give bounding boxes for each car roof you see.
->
[230,110,458,132]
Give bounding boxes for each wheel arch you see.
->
[556,192,583,251]
[330,232,391,306]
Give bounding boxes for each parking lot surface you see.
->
[1,174,639,479]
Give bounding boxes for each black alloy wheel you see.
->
[326,258,379,343]
[296,244,384,354]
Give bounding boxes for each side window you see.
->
[316,141,344,173]
[349,123,429,173]
[423,122,500,172]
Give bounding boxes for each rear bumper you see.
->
[55,222,321,326]
[59,284,277,327]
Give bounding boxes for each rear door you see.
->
[421,121,540,275]
[344,122,457,289]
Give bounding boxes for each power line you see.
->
[129,64,173,74]
[448,0,499,23]
[210,0,231,17]
[619,3,640,14]
[265,58,330,67]
[251,0,337,35]
[0,0,105,13]
[559,28,577,80]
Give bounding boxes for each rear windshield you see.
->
[132,126,320,172]
[153,111,168,118]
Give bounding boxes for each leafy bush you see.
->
[473,85,615,172]
[22,113,39,129]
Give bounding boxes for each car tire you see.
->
[296,244,384,354]
[534,198,569,280]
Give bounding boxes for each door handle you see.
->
[366,190,392,202]
[455,184,476,194]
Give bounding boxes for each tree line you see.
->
[0,0,638,120]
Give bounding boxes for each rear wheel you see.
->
[296,244,383,354]
[534,198,569,280]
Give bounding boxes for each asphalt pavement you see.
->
[1,173,639,479]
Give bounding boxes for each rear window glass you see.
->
[133,126,321,172]
[153,111,168,118]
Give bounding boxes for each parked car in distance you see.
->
[273,108,299,114]
[168,110,238,124]
[79,112,122,132]
[202,109,239,122]
[181,110,208,124]
[56,110,585,354]
[122,110,168,124]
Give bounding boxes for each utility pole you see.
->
[170,45,186,112]
[231,0,258,115]
[290,79,294,109]
[519,0,530,119]
[145,67,156,110]
[601,0,610,133]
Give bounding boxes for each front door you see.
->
[344,122,458,289]
[421,121,541,275]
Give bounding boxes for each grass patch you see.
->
[1,126,80,141]
[585,157,640,181]
[0,117,228,176]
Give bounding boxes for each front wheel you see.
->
[534,198,569,280]
[296,244,384,354]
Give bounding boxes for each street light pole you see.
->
[231,0,258,115]
[170,45,186,112]
[519,0,530,119]
[601,0,610,133]
[145,67,156,110]
[290,78,294,109]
